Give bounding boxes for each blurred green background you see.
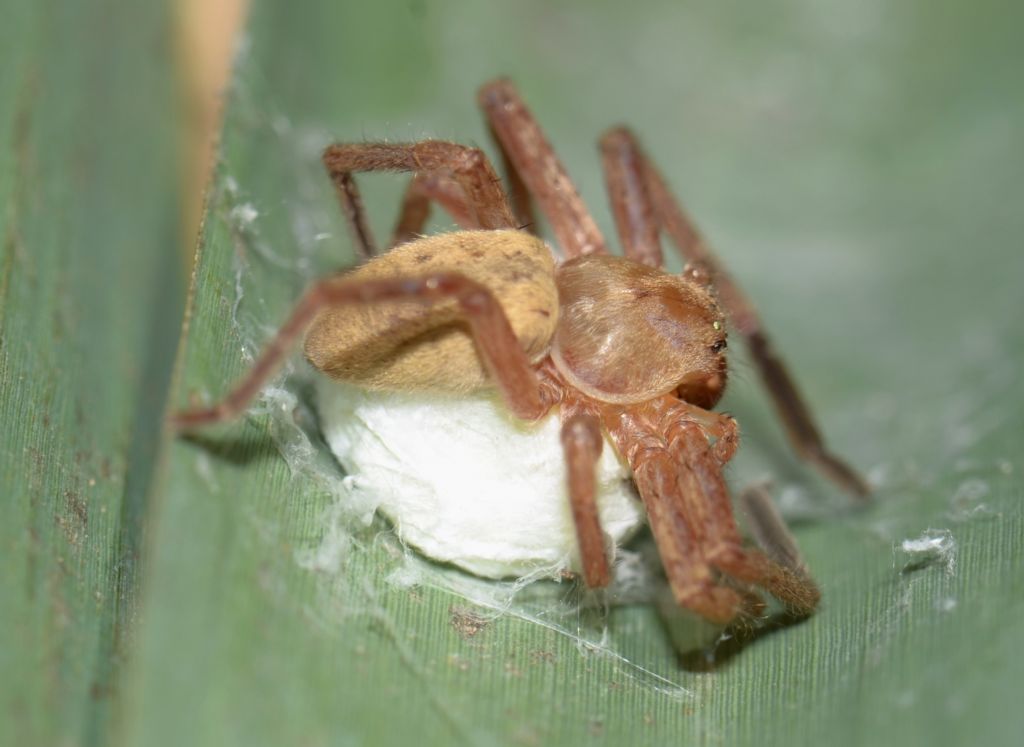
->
[2,1,1022,745]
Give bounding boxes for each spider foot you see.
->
[710,544,821,618]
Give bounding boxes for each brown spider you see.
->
[174,79,869,625]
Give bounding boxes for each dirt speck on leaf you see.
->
[449,605,488,639]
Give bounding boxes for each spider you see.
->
[174,78,869,625]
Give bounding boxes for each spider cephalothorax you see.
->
[551,254,728,407]
[174,79,868,625]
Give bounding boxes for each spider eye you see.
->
[711,339,727,353]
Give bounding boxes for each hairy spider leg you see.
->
[486,118,537,232]
[605,401,819,623]
[603,406,747,623]
[598,126,870,498]
[599,129,663,267]
[560,404,611,588]
[390,172,479,248]
[740,482,810,575]
[669,420,820,616]
[171,273,551,428]
[322,141,518,259]
[478,78,609,259]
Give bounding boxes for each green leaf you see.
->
[0,2,182,745]
[5,1,1023,746]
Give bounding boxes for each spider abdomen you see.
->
[304,230,559,392]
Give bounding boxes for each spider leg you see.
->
[560,407,610,588]
[322,141,518,259]
[598,128,664,267]
[603,407,746,624]
[671,421,820,616]
[598,126,870,498]
[172,272,548,428]
[477,78,609,259]
[709,546,820,618]
[740,482,809,576]
[390,173,478,248]
[635,449,747,624]
[486,119,537,232]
